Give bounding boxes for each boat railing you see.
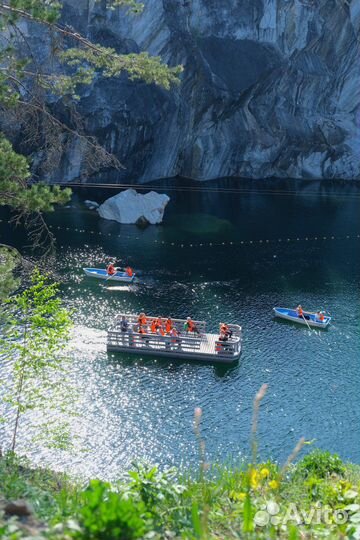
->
[107,328,203,352]
[214,335,242,357]
[111,314,207,336]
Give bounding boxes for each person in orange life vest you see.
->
[138,312,147,327]
[150,319,157,333]
[106,262,117,276]
[155,317,163,332]
[165,318,173,334]
[220,322,233,339]
[296,305,304,318]
[316,310,325,322]
[125,266,133,277]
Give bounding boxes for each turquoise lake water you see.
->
[1,179,360,478]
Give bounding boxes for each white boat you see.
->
[83,268,135,283]
[273,307,331,328]
[107,314,242,364]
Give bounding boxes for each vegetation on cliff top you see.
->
[1,449,360,539]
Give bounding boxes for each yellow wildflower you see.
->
[229,490,246,501]
[268,480,280,490]
[250,468,260,489]
[260,467,270,479]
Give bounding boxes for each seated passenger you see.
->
[296,305,304,318]
[125,266,133,277]
[106,262,117,276]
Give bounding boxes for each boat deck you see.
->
[107,315,242,364]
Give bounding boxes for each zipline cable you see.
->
[49,182,360,200]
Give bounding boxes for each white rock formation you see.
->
[98,189,170,225]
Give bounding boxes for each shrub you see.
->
[295,450,346,479]
[75,480,150,540]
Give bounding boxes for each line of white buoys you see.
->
[1,219,359,249]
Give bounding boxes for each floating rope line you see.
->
[1,219,357,249]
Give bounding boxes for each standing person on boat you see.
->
[155,317,163,333]
[125,266,133,277]
[184,317,199,334]
[106,262,117,276]
[150,318,157,333]
[165,317,173,334]
[138,312,147,330]
[120,315,129,332]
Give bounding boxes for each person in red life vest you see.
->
[296,305,304,318]
[138,312,147,327]
[150,319,157,333]
[125,266,133,277]
[315,311,325,322]
[106,262,117,276]
[220,322,233,339]
[184,317,199,334]
[155,317,163,333]
[165,317,173,334]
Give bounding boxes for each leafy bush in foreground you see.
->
[294,449,346,479]
[76,480,149,540]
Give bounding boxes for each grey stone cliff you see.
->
[15,0,360,181]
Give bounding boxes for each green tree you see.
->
[0,244,20,300]
[0,0,182,217]
[0,268,74,452]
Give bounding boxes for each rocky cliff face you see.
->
[20,0,360,181]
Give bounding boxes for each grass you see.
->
[1,450,360,539]
[1,387,359,539]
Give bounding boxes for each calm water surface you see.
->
[1,179,360,478]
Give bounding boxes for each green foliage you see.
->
[0,454,359,539]
[0,268,74,452]
[0,245,20,300]
[0,0,181,229]
[0,135,71,214]
[294,449,346,480]
[75,480,149,540]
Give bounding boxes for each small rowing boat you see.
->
[83,268,135,282]
[273,307,331,328]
